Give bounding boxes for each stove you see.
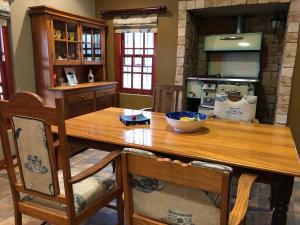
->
[186,31,262,113]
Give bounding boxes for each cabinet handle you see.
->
[81,95,85,99]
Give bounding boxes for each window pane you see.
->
[135,49,143,55]
[133,66,142,72]
[143,66,152,73]
[134,57,142,66]
[124,57,132,66]
[125,33,133,48]
[86,34,92,42]
[143,74,152,90]
[145,49,154,55]
[93,29,101,44]
[134,33,143,48]
[144,58,153,66]
[123,66,131,72]
[145,33,154,48]
[125,49,133,55]
[123,73,131,88]
[133,74,141,89]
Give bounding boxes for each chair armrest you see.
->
[228,173,258,225]
[69,150,121,184]
[140,107,153,112]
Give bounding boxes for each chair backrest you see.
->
[153,85,183,113]
[122,148,232,225]
[0,92,74,212]
[214,94,257,122]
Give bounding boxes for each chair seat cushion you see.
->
[133,176,220,225]
[22,166,115,214]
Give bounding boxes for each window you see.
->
[0,26,14,100]
[116,32,156,95]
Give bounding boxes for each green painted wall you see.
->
[95,0,178,109]
[288,32,300,152]
[9,0,95,92]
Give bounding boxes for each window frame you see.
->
[0,26,14,100]
[115,32,157,95]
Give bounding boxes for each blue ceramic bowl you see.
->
[165,112,207,133]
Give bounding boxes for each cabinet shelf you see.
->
[55,39,80,44]
[54,60,81,66]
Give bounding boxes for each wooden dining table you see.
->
[58,107,300,225]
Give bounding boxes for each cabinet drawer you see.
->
[67,101,95,118]
[96,88,115,98]
[96,95,115,110]
[67,92,94,104]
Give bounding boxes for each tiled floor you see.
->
[0,149,299,225]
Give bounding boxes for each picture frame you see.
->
[64,67,78,86]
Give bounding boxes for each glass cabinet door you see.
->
[82,26,102,63]
[82,26,93,62]
[93,29,101,62]
[67,23,80,61]
[53,20,80,64]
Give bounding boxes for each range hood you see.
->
[204,16,262,52]
[203,16,262,79]
[204,32,262,51]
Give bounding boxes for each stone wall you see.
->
[176,0,300,125]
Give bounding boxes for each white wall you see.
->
[9,0,95,92]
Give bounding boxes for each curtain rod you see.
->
[101,6,167,17]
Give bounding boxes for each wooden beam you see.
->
[101,6,167,17]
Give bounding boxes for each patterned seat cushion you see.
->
[0,129,16,161]
[22,166,115,214]
[132,176,220,225]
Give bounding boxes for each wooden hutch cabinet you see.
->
[28,6,117,118]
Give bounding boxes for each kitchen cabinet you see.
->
[29,6,116,118]
[49,82,117,119]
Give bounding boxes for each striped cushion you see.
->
[189,160,233,172]
[123,148,156,157]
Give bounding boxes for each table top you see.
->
[62,107,300,177]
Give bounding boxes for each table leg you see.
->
[269,184,276,210]
[271,175,294,225]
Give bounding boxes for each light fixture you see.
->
[271,11,286,34]
[238,42,250,47]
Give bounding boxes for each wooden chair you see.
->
[143,85,183,113]
[213,94,259,123]
[122,148,257,225]
[0,92,123,225]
